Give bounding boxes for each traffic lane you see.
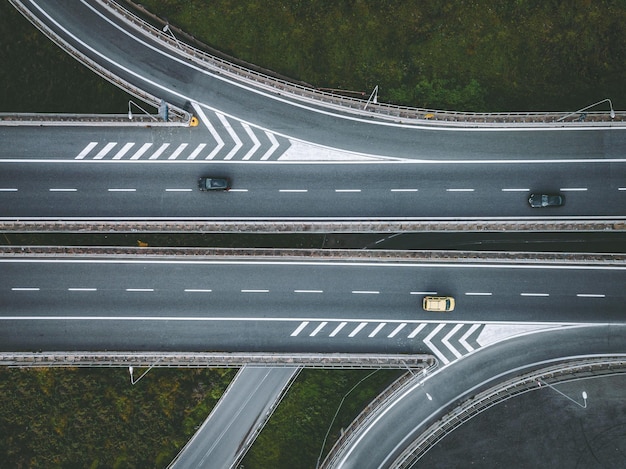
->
[23,1,626,161]
[1,161,624,218]
[2,259,626,324]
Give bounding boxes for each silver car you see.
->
[528,193,564,208]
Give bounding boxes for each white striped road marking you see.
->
[167,143,188,160]
[130,143,153,160]
[112,142,135,160]
[410,291,437,295]
[408,323,427,339]
[149,143,170,160]
[441,324,464,359]
[165,188,193,192]
[242,123,261,160]
[241,289,269,293]
[291,321,309,337]
[11,287,40,291]
[560,187,587,191]
[68,288,97,291]
[352,290,379,294]
[280,189,308,193]
[309,322,328,337]
[423,323,449,364]
[501,188,530,192]
[184,289,212,293]
[349,322,368,337]
[260,132,279,160]
[387,323,407,338]
[125,288,154,292]
[521,292,549,297]
[187,143,207,160]
[49,188,77,192]
[329,322,348,337]
[93,142,117,160]
[368,323,387,337]
[576,293,605,298]
[75,141,98,159]
[459,324,481,352]
[108,188,136,192]
[229,189,249,192]
[390,189,418,192]
[293,290,323,293]
[0,188,18,192]
[465,292,492,296]
[446,188,475,192]
[336,189,361,193]
[217,113,242,160]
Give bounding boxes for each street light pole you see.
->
[163,24,182,48]
[536,379,588,408]
[557,98,615,122]
[128,100,158,121]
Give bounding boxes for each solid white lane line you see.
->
[241,289,269,293]
[167,143,188,160]
[294,290,323,293]
[465,292,492,296]
[290,321,309,337]
[619,188,626,191]
[329,322,347,337]
[410,291,437,295]
[369,323,387,338]
[49,188,77,192]
[108,188,136,192]
[129,142,153,160]
[408,323,427,339]
[126,288,154,292]
[349,322,368,337]
[446,188,475,192]
[387,323,407,338]
[93,142,117,160]
[112,142,135,160]
[165,188,193,192]
[459,324,481,352]
[335,189,361,193]
[187,143,207,160]
[241,123,261,160]
[576,293,605,298]
[0,188,18,192]
[149,143,170,160]
[441,324,464,359]
[279,189,308,193]
[260,132,280,161]
[309,322,328,337]
[217,113,243,160]
[229,189,249,192]
[390,189,418,192]
[11,287,40,291]
[501,188,530,192]
[75,141,98,159]
[352,290,379,294]
[560,187,587,191]
[68,288,97,291]
[184,289,212,292]
[520,292,550,297]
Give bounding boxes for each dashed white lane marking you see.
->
[336,189,362,193]
[290,321,309,337]
[11,287,40,291]
[280,189,308,193]
[68,288,97,291]
[167,143,188,160]
[465,292,492,296]
[560,187,588,191]
[309,321,328,337]
[187,143,207,160]
[149,143,170,160]
[329,322,347,337]
[446,188,475,192]
[293,290,323,293]
[408,323,427,339]
[423,323,449,364]
[112,142,135,160]
[0,188,18,192]
[368,323,387,338]
[125,288,154,292]
[93,142,117,160]
[130,143,153,160]
[410,291,437,295]
[217,113,243,160]
[260,132,279,161]
[49,188,77,192]
[619,188,626,191]
[441,324,464,359]
[184,289,212,293]
[76,141,98,159]
[390,189,418,192]
[352,290,379,294]
[349,322,368,337]
[576,293,605,298]
[501,188,530,192]
[521,292,550,297]
[242,123,261,160]
[108,188,136,192]
[229,189,249,192]
[459,324,481,352]
[241,289,269,293]
[165,188,193,192]
[387,323,407,338]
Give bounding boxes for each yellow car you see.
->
[422,296,455,312]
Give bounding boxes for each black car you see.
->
[528,193,564,208]
[198,177,230,191]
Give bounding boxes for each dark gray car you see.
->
[198,177,230,191]
[528,193,564,208]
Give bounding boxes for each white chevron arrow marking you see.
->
[441,324,464,359]
[423,323,449,364]
[217,113,242,160]
[241,123,261,160]
[459,324,482,352]
[260,132,280,160]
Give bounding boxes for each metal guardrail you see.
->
[393,357,626,468]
